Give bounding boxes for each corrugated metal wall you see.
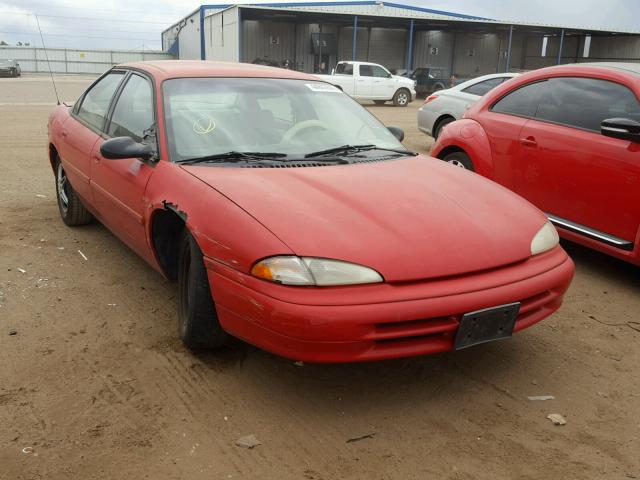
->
[242,20,296,64]
[177,10,204,60]
[0,47,173,74]
[368,29,408,70]
[205,7,240,62]
[413,31,455,73]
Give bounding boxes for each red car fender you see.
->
[430,119,495,179]
[142,161,294,279]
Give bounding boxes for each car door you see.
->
[58,71,125,202]
[90,72,157,263]
[370,65,396,99]
[514,76,640,247]
[356,64,374,98]
[476,80,547,186]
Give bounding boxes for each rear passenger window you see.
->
[534,77,640,132]
[76,72,125,131]
[335,63,353,75]
[463,77,504,96]
[491,81,546,117]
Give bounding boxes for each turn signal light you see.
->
[423,95,439,105]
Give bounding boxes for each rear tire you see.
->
[55,159,93,226]
[392,88,411,107]
[177,230,229,349]
[443,151,474,171]
[433,116,454,139]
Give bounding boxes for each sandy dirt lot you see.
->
[1,74,639,480]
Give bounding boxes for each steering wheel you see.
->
[282,119,331,143]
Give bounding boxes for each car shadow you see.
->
[560,239,640,288]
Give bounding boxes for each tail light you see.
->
[423,95,438,105]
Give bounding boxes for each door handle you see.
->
[61,130,68,138]
[520,136,537,147]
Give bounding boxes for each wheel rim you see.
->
[447,159,467,169]
[56,163,69,213]
[397,93,408,105]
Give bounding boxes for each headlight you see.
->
[530,221,559,256]
[251,256,384,286]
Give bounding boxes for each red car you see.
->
[431,63,640,265]
[48,61,574,363]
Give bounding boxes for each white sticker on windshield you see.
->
[305,83,341,93]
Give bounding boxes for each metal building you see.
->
[161,1,640,77]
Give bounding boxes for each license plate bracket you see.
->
[454,302,520,350]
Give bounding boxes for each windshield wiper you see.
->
[177,151,287,165]
[304,144,416,158]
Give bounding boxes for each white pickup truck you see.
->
[314,61,416,107]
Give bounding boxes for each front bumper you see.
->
[205,247,574,363]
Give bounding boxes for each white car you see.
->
[418,73,520,138]
[314,61,416,107]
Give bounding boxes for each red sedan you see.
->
[431,63,640,265]
[48,61,574,362]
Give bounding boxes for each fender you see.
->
[430,119,495,179]
[143,162,294,277]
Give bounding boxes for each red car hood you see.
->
[182,156,547,282]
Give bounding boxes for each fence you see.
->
[0,47,174,74]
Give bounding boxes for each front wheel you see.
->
[55,159,93,226]
[392,89,411,107]
[443,151,474,171]
[177,230,229,349]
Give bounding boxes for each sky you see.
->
[0,0,638,51]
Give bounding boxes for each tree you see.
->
[0,40,8,46]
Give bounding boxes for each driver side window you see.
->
[107,74,154,142]
[371,66,390,78]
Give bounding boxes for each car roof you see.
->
[452,72,520,90]
[529,62,640,77]
[119,60,321,82]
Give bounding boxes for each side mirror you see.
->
[100,136,155,160]
[601,118,640,142]
[387,126,404,142]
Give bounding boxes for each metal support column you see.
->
[352,15,358,61]
[557,28,565,64]
[199,6,206,60]
[237,7,242,62]
[505,25,513,72]
[406,19,414,72]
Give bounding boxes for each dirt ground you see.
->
[1,74,639,480]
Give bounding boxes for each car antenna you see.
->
[35,14,60,106]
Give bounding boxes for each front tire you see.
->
[55,159,93,226]
[392,88,411,107]
[177,230,229,349]
[443,151,474,171]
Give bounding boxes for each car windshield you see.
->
[162,77,406,163]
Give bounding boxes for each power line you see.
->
[1,1,183,19]
[0,11,173,25]
[0,30,160,42]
